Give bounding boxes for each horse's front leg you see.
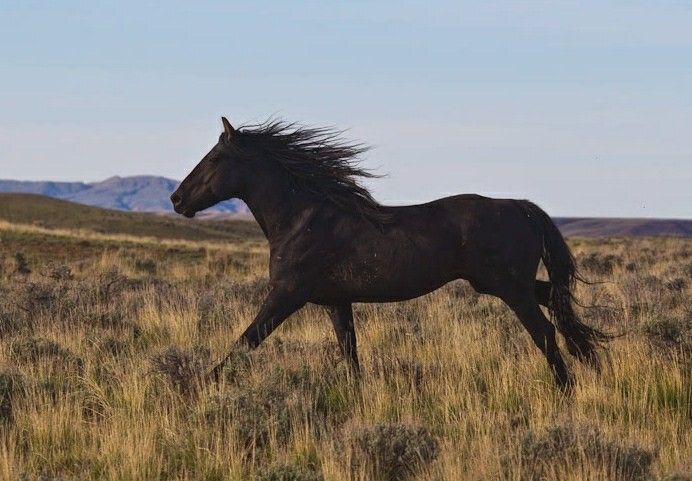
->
[327,303,360,375]
[210,286,305,381]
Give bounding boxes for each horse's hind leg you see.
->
[502,291,573,392]
[535,280,551,308]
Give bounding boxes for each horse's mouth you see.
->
[173,203,196,218]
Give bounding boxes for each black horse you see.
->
[171,117,609,391]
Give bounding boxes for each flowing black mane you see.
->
[236,119,390,223]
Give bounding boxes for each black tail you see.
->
[521,201,611,367]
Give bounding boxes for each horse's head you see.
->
[171,117,250,218]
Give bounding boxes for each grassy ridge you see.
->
[0,193,262,243]
[0,208,689,480]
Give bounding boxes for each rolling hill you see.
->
[0,193,261,242]
[553,217,692,238]
[0,176,248,215]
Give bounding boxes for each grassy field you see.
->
[0,207,689,480]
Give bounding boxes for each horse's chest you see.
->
[268,241,337,280]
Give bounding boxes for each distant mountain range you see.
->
[0,176,249,216]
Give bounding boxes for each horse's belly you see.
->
[313,257,459,304]
[349,280,452,303]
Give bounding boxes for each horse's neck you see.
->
[241,177,312,245]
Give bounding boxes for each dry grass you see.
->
[0,221,689,480]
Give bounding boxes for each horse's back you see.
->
[381,194,532,239]
[382,193,543,277]
[292,194,543,304]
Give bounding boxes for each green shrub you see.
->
[205,384,291,451]
[579,252,622,275]
[505,424,655,481]
[10,337,78,363]
[0,371,24,423]
[134,257,157,275]
[256,462,324,481]
[347,423,439,481]
[14,252,30,274]
[150,345,210,393]
[662,473,692,481]
[642,317,691,351]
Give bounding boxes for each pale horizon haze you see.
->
[1,1,691,218]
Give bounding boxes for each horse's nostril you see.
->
[170,192,182,205]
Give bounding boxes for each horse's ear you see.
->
[221,117,235,141]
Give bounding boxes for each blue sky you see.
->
[1,1,691,217]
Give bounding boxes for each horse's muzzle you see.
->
[170,191,195,217]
